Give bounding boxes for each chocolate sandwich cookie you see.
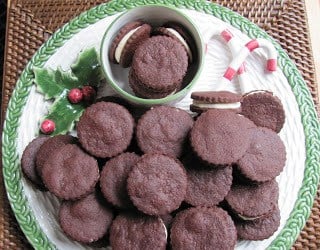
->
[100,152,140,209]
[190,91,242,114]
[127,153,187,216]
[153,22,194,62]
[36,135,77,177]
[241,90,285,133]
[130,36,188,98]
[170,207,237,250]
[225,179,279,220]
[129,70,178,99]
[21,136,49,189]
[42,144,99,200]
[109,21,152,67]
[59,192,113,243]
[190,109,256,166]
[77,102,134,158]
[237,127,286,182]
[136,106,193,158]
[183,154,233,206]
[235,205,280,240]
[110,212,167,250]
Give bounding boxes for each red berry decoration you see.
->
[82,86,96,104]
[41,119,55,134]
[68,88,83,104]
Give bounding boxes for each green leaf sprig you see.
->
[34,47,102,135]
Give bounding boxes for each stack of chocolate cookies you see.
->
[109,21,194,99]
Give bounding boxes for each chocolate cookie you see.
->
[136,106,193,158]
[129,70,178,99]
[183,154,233,206]
[153,22,194,62]
[127,153,187,215]
[110,212,167,250]
[241,90,285,133]
[36,135,77,177]
[109,21,152,67]
[170,207,237,250]
[42,144,99,200]
[21,136,49,189]
[130,36,188,96]
[190,109,255,166]
[77,102,134,158]
[225,179,279,220]
[59,192,114,243]
[235,205,280,240]
[100,152,140,209]
[190,91,242,114]
[237,127,286,182]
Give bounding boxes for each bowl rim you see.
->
[100,4,205,105]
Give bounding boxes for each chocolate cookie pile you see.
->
[109,21,194,99]
[21,97,286,248]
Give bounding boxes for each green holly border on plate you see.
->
[2,0,320,249]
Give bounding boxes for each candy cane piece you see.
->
[221,29,277,72]
[246,39,277,72]
[205,29,278,90]
[221,29,250,93]
[215,40,270,90]
[221,29,246,74]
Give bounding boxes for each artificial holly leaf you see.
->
[34,67,81,100]
[34,48,103,135]
[43,90,85,135]
[71,47,103,87]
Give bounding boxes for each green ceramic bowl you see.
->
[100,5,205,106]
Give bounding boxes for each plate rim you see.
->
[2,0,320,249]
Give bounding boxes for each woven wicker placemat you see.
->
[1,0,319,249]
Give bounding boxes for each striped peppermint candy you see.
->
[204,28,277,91]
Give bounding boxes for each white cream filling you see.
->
[162,221,168,239]
[238,213,263,221]
[192,100,241,109]
[115,26,142,63]
[158,219,168,240]
[166,28,193,62]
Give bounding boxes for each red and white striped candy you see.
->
[221,29,248,93]
[222,38,277,80]
[221,29,246,75]
[205,28,278,91]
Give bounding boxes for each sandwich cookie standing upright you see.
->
[109,21,152,67]
[241,90,285,133]
[129,36,188,99]
[153,22,195,63]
